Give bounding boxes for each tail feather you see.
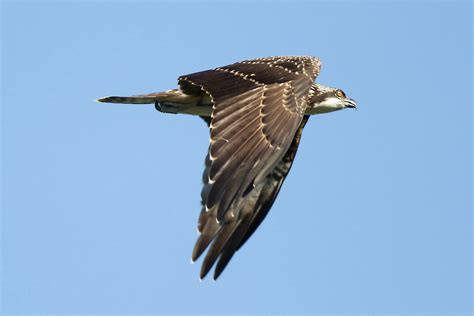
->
[96,89,198,104]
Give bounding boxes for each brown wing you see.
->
[184,56,321,279]
[212,116,311,279]
[235,115,310,251]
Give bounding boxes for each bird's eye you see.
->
[335,89,346,98]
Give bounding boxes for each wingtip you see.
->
[199,265,211,281]
[212,271,221,282]
[191,250,199,263]
[213,261,228,281]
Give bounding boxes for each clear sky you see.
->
[1,1,472,315]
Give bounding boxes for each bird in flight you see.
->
[97,56,356,280]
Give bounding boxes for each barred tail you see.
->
[96,89,195,104]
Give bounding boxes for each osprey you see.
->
[98,56,356,280]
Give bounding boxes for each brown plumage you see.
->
[97,56,357,280]
[180,56,320,279]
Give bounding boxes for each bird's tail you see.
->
[96,89,196,104]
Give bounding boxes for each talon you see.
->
[155,101,163,112]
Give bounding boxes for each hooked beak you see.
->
[345,98,357,109]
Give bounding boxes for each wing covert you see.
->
[185,56,320,279]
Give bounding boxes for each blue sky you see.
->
[1,1,472,315]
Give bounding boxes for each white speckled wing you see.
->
[181,56,321,279]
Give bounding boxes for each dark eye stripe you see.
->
[336,89,346,98]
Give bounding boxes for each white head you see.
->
[305,84,357,115]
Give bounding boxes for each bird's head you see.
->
[305,84,357,115]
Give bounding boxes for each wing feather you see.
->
[187,56,321,279]
[211,116,311,279]
[237,116,310,249]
